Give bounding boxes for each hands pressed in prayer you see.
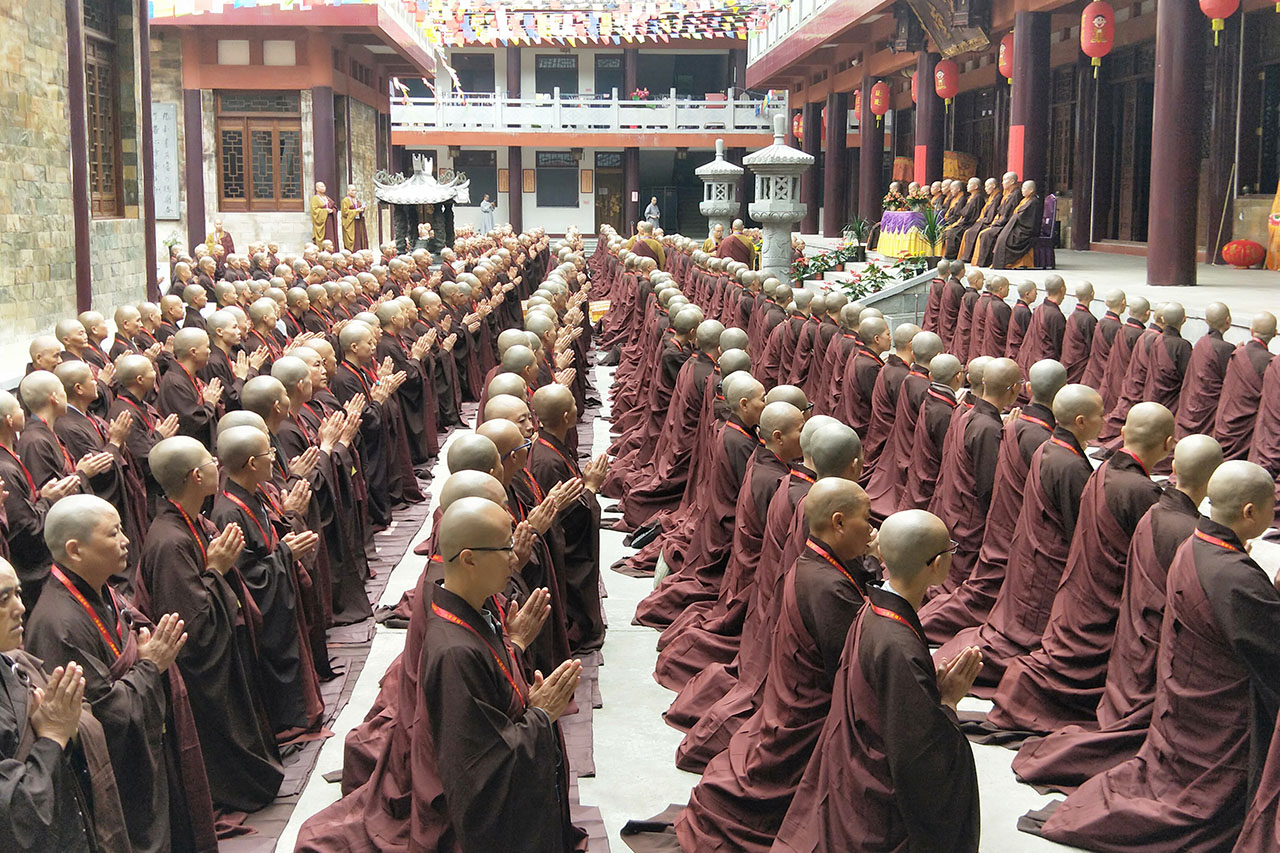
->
[555,350,574,370]
[157,413,181,439]
[283,479,312,515]
[206,523,245,575]
[339,412,362,445]
[233,351,252,381]
[548,477,585,513]
[555,368,576,387]
[506,587,551,651]
[581,455,609,493]
[137,613,188,672]
[97,362,116,387]
[423,328,438,349]
[290,447,322,480]
[317,412,344,453]
[1003,406,1022,424]
[410,335,432,361]
[513,520,535,566]
[343,394,366,419]
[76,451,115,477]
[441,333,458,353]
[377,357,395,379]
[29,662,85,748]
[248,347,269,371]
[203,377,224,407]
[40,475,81,502]
[282,530,320,560]
[331,319,350,337]
[865,527,881,563]
[527,658,583,723]
[936,646,983,710]
[145,342,164,361]
[527,495,558,535]
[106,411,132,447]
[0,475,7,504]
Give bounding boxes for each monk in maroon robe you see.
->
[677,480,875,852]
[1012,434,1221,793]
[1059,284,1097,383]
[986,402,1174,736]
[1021,462,1280,851]
[1142,303,1193,416]
[925,357,1021,598]
[1239,711,1280,852]
[920,263,947,333]
[157,328,223,450]
[1172,305,1234,439]
[896,356,962,512]
[839,317,890,436]
[1097,313,1163,444]
[716,229,755,267]
[978,276,1012,359]
[936,262,966,351]
[813,307,862,415]
[859,325,923,471]
[951,272,984,365]
[773,509,981,853]
[1078,290,1125,389]
[920,361,1066,642]
[1013,275,1066,370]
[759,301,809,387]
[1215,313,1276,459]
[1250,354,1280,480]
[1001,281,1035,359]
[1097,299,1151,413]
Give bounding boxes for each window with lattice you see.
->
[215,92,303,211]
[84,0,122,217]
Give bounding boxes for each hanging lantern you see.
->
[869,80,890,126]
[853,88,861,119]
[934,59,958,109]
[998,33,1014,84]
[1080,2,1115,78]
[821,105,827,145]
[1199,0,1239,46]
[911,71,918,105]
[792,111,803,143]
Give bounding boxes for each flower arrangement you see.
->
[882,187,909,211]
[905,185,931,211]
[630,87,650,100]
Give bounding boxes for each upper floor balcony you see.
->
[390,88,787,148]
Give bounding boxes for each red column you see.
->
[857,77,885,223]
[1007,10,1050,188]
[914,52,944,186]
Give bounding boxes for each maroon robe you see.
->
[987,450,1161,734]
[156,362,217,449]
[861,354,913,470]
[676,540,871,852]
[982,296,1012,360]
[1079,310,1122,389]
[1238,712,1280,852]
[897,385,958,511]
[919,405,1055,643]
[952,285,982,365]
[937,277,965,351]
[840,344,884,437]
[1142,326,1192,415]
[716,233,755,265]
[759,315,805,387]
[1098,326,1160,443]
[1175,329,1235,438]
[921,278,944,333]
[863,363,930,510]
[1021,518,1280,851]
[1216,338,1273,459]
[773,586,979,853]
[1098,318,1147,413]
[1060,303,1098,383]
[1248,351,1280,475]
[787,315,824,387]
[925,398,1005,597]
[0,443,55,608]
[1004,300,1033,360]
[1014,299,1066,372]
[1011,487,1200,792]
[969,292,994,360]
[814,330,858,415]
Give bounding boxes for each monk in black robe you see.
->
[992,181,1044,269]
[1012,434,1222,793]
[1175,302,1234,439]
[1021,461,1280,851]
[986,402,1173,736]
[26,495,218,853]
[677,479,875,852]
[773,509,981,853]
[139,436,283,811]
[1215,312,1276,459]
[423,497,586,851]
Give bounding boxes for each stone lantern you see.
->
[695,138,743,241]
[744,113,815,282]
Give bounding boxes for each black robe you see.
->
[993,194,1044,268]
[331,361,394,528]
[156,363,217,449]
[0,446,55,610]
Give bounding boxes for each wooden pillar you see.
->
[731,48,748,94]
[857,76,885,223]
[1146,0,1206,286]
[823,91,849,237]
[66,0,92,310]
[312,86,337,196]
[1008,10,1051,188]
[1205,14,1241,265]
[508,146,523,233]
[624,146,640,233]
[914,52,944,186]
[846,145,860,227]
[800,100,821,233]
[623,49,638,97]
[182,90,205,254]
[137,0,158,299]
[506,45,521,97]
[993,76,1011,176]
[1070,53,1097,251]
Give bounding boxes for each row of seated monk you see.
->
[0,225,615,852]
[593,223,1280,852]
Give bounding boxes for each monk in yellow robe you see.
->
[340,186,369,252]
[1267,180,1280,272]
[703,222,725,253]
[311,181,339,247]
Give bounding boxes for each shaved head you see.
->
[530,384,574,424]
[487,373,527,400]
[765,385,809,411]
[722,371,764,418]
[446,433,501,477]
[501,344,536,374]
[800,415,840,460]
[810,423,863,478]
[982,358,1023,404]
[241,375,288,421]
[1204,302,1231,332]
[44,494,119,564]
[1104,289,1126,311]
[438,471,508,512]
[1052,384,1104,428]
[484,394,534,436]
[758,401,803,442]
[719,327,749,352]
[1161,301,1186,329]
[696,319,726,351]
[1028,359,1068,405]
[438,497,513,570]
[911,331,944,367]
[1122,402,1176,454]
[217,424,270,471]
[1171,434,1223,493]
[929,354,962,385]
[19,371,64,412]
[149,436,212,495]
[805,478,869,537]
[217,410,268,437]
[719,348,752,376]
[1128,296,1151,320]
[966,356,993,392]
[893,323,920,350]
[1251,312,1277,341]
[878,509,951,582]
[1207,460,1276,532]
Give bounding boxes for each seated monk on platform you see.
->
[985,402,1174,737]
[0,559,132,852]
[943,178,986,260]
[1077,288,1125,389]
[925,357,1022,599]
[1215,311,1277,459]
[992,180,1043,269]
[935,384,1101,694]
[1021,461,1280,851]
[895,354,963,512]
[676,478,876,852]
[973,171,1021,267]
[424,497,586,851]
[1175,302,1234,439]
[958,177,1002,266]
[1012,434,1223,792]
[774,509,981,853]
[919,359,1067,642]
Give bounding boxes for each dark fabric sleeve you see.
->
[796,571,864,684]
[0,736,70,850]
[1204,559,1280,715]
[1044,455,1092,544]
[968,418,1003,510]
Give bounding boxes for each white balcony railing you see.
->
[391,89,786,135]
[747,0,841,66]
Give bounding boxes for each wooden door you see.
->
[595,169,624,233]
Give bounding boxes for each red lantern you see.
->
[853,89,861,119]
[869,80,890,126]
[1199,0,1239,46]
[998,33,1014,85]
[1080,2,1115,78]
[820,105,827,145]
[792,111,803,143]
[911,71,918,105]
[1222,239,1265,269]
[934,59,958,108]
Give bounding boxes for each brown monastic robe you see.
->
[896,384,959,512]
[861,354,914,471]
[1097,326,1160,443]
[156,362,218,449]
[863,363,931,511]
[1014,299,1067,373]
[1011,487,1200,792]
[1021,518,1280,851]
[1003,299,1034,359]
[1059,302,1098,384]
[1097,318,1147,413]
[840,344,884,437]
[1238,712,1280,852]
[1214,338,1274,459]
[1175,328,1236,439]
[1142,326,1193,415]
[937,277,965,351]
[1079,309,1122,389]
[0,446,55,610]
[973,189,1022,267]
[987,450,1160,734]
[992,194,1044,268]
[1248,352,1280,475]
[773,586,979,853]
[981,294,1013,360]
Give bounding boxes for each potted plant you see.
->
[843,217,870,264]
[918,207,944,267]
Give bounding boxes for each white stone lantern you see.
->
[696,138,744,240]
[744,113,814,282]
